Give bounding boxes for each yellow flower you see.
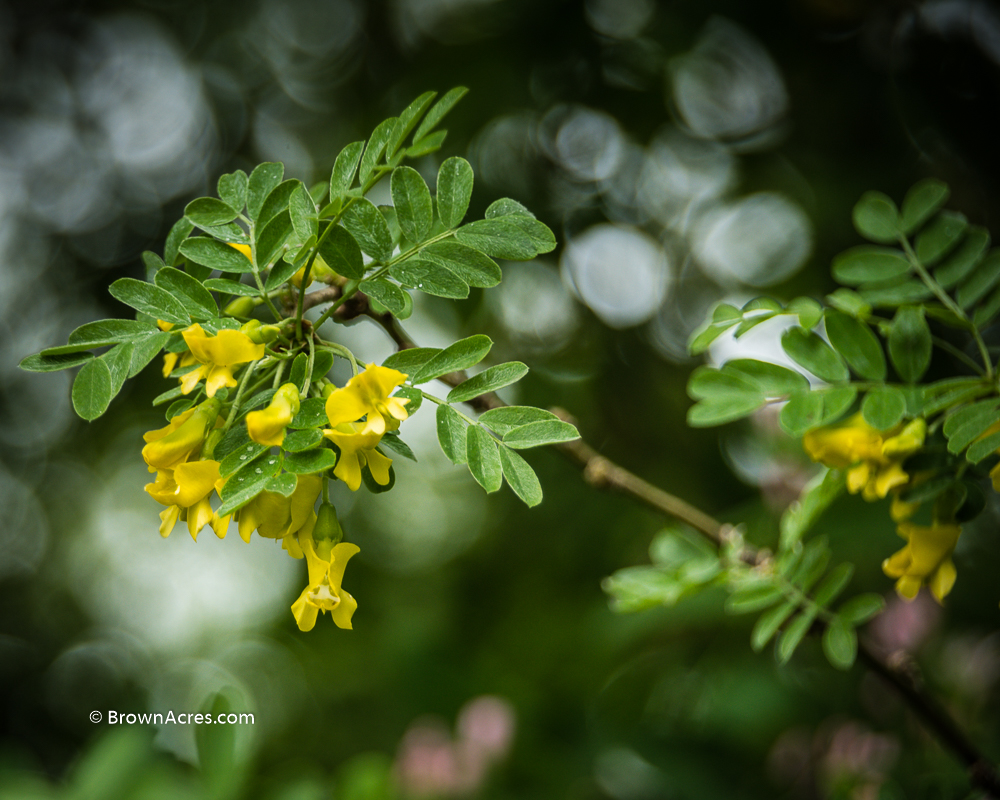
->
[291,529,360,632]
[324,364,410,437]
[180,324,265,397]
[323,423,393,491]
[882,520,962,603]
[236,474,322,545]
[803,415,926,501]
[141,399,221,472]
[145,459,230,541]
[247,383,300,446]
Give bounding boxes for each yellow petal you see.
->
[291,588,319,631]
[330,588,357,630]
[173,460,221,507]
[211,512,231,539]
[929,558,957,603]
[366,448,393,486]
[159,505,180,538]
[187,496,214,541]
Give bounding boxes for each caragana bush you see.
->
[18,92,1000,792]
[607,178,1000,670]
[20,89,579,632]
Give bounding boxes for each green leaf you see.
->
[393,385,422,414]
[447,362,529,403]
[264,255,301,292]
[52,319,156,352]
[180,237,255,273]
[437,157,474,229]
[153,386,184,406]
[407,131,448,159]
[812,562,855,607]
[379,432,417,461]
[852,191,900,244]
[900,178,950,234]
[142,250,165,281]
[751,600,797,652]
[688,365,760,400]
[498,444,542,507]
[391,166,434,243]
[779,468,846,549]
[862,386,907,430]
[217,169,248,211]
[246,162,284,220]
[837,593,885,625]
[331,141,365,194]
[101,343,134,401]
[185,197,239,227]
[502,420,579,449]
[724,359,809,397]
[455,216,556,260]
[154,267,218,320]
[466,426,503,493]
[19,351,94,372]
[436,404,468,464]
[72,358,113,421]
[284,448,338,475]
[390,259,469,299]
[859,279,933,307]
[725,584,784,614]
[219,441,268,478]
[776,609,816,664]
[943,399,1000,454]
[786,296,823,329]
[203,278,257,296]
[486,197,534,218]
[389,91,437,156]
[965,429,1000,464]
[687,394,766,427]
[128,331,170,377]
[413,86,467,142]
[258,177,298,227]
[823,310,886,380]
[282,428,324,454]
[288,353,309,390]
[956,250,1000,308]
[359,117,397,187]
[478,406,560,437]
[779,386,857,436]
[934,226,990,288]
[109,278,189,325]
[289,397,328,429]
[361,278,409,317]
[781,328,849,382]
[412,335,492,384]
[218,451,284,515]
[915,210,967,265]
[255,210,293,269]
[832,246,910,285]
[383,347,441,374]
[342,199,393,262]
[318,224,365,280]
[289,182,318,242]
[423,241,501,288]
[265,473,298,497]
[164,216,194,266]
[822,617,858,670]
[165,398,194,420]
[826,288,871,318]
[888,306,932,383]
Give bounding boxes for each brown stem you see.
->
[362,306,999,795]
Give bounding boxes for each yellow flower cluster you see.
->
[803,415,926,501]
[142,398,230,540]
[322,364,410,491]
[882,521,961,603]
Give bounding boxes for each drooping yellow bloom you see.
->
[236,474,322,545]
[882,520,962,603]
[180,324,265,397]
[291,529,360,631]
[142,399,221,472]
[145,459,230,540]
[323,423,393,491]
[803,415,926,501]
[247,383,300,446]
[324,364,410,436]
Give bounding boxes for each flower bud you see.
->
[241,320,282,344]
[313,502,344,545]
[247,383,301,446]
[201,428,224,460]
[224,296,258,317]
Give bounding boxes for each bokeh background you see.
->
[2,0,1000,797]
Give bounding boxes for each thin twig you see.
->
[361,304,1000,797]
